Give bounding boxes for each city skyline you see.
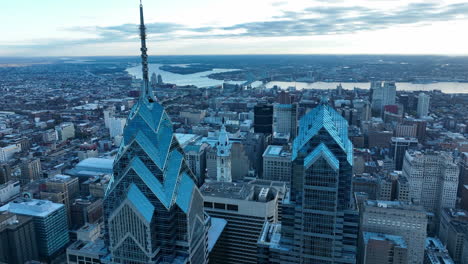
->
[2,0,468,56]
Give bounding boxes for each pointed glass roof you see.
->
[292,102,352,165]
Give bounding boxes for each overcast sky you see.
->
[1,0,468,56]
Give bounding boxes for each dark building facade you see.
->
[0,213,39,264]
[254,104,273,134]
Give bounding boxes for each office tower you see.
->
[216,121,232,182]
[201,180,285,264]
[370,81,396,115]
[404,118,427,142]
[150,72,157,87]
[55,122,75,142]
[390,137,418,170]
[40,174,79,224]
[20,157,42,185]
[108,116,126,138]
[70,197,103,229]
[0,163,11,184]
[459,152,468,197]
[0,180,20,204]
[438,208,468,263]
[352,99,371,126]
[254,104,273,134]
[417,93,430,118]
[273,103,297,139]
[361,232,408,264]
[103,2,208,263]
[424,237,454,264]
[67,238,107,264]
[262,145,292,182]
[0,198,69,259]
[0,212,39,264]
[337,83,343,95]
[383,81,397,106]
[183,141,208,185]
[157,74,163,84]
[0,144,21,162]
[395,123,417,138]
[403,151,459,233]
[353,175,379,200]
[360,200,427,264]
[230,142,250,181]
[259,99,358,263]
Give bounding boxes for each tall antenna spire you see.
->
[139,0,156,102]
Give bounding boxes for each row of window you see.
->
[204,202,238,211]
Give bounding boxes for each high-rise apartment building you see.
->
[102,2,209,263]
[403,151,459,233]
[417,93,430,118]
[258,99,358,263]
[360,200,427,264]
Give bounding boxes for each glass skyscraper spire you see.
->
[103,2,208,263]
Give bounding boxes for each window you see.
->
[204,202,213,208]
[227,204,238,211]
[214,203,225,210]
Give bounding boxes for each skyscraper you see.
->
[359,200,427,264]
[103,2,208,263]
[417,93,430,118]
[370,81,396,115]
[259,98,358,263]
[402,151,459,234]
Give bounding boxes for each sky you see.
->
[1,0,468,56]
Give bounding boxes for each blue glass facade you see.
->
[266,100,358,263]
[103,2,208,264]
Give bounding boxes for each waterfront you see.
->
[126,64,243,87]
[127,64,468,93]
[265,81,468,93]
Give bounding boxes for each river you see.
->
[127,64,468,93]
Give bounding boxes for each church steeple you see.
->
[139,0,156,102]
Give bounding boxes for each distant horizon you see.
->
[2,0,468,56]
[2,53,468,59]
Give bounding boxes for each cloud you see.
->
[3,1,468,51]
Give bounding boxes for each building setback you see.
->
[201,180,285,264]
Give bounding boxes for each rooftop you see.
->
[0,198,64,218]
[75,158,114,172]
[200,180,286,202]
[363,232,407,248]
[263,145,291,158]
